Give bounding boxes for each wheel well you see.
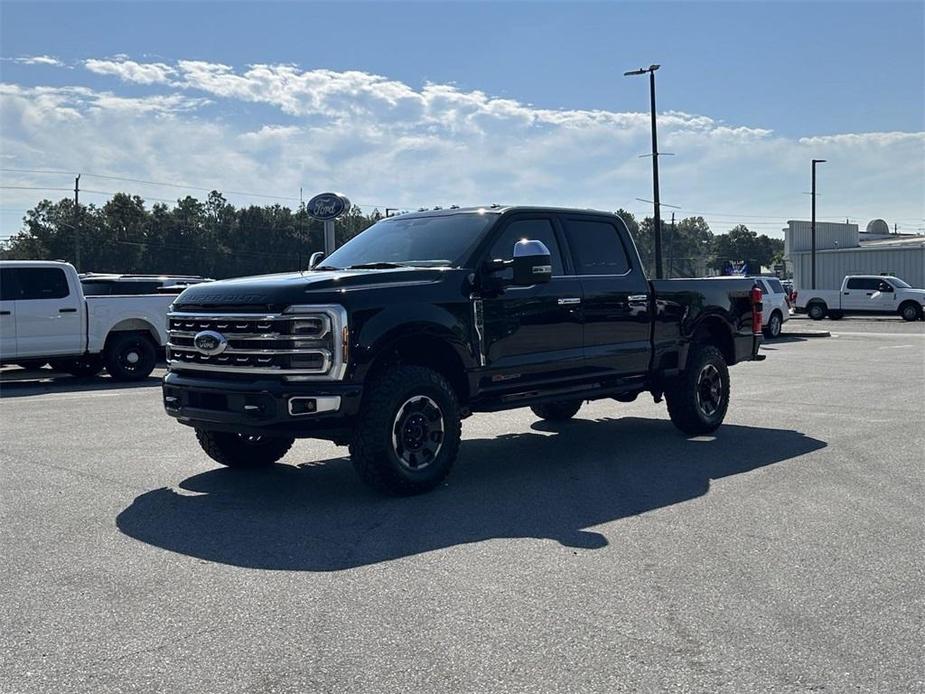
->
[107,319,159,347]
[691,317,734,364]
[898,300,920,314]
[368,335,469,402]
[807,299,827,309]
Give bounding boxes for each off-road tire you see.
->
[807,302,827,321]
[763,310,783,339]
[666,344,730,436]
[195,429,294,468]
[49,356,104,378]
[531,400,583,421]
[349,365,461,496]
[105,332,157,381]
[899,302,922,322]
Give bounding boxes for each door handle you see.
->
[0,310,10,316]
[557,297,581,306]
[628,294,649,303]
[865,292,873,296]
[59,308,77,313]
[843,292,850,295]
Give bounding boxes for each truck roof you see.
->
[391,205,623,220]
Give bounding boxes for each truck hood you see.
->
[172,267,451,310]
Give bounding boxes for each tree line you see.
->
[1,192,783,278]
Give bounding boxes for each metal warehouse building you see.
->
[784,220,925,290]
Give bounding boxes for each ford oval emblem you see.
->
[306,192,350,221]
[193,330,228,356]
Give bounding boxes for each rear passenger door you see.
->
[560,215,652,378]
[0,268,18,359]
[843,277,880,311]
[15,267,83,357]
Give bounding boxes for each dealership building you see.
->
[784,219,925,290]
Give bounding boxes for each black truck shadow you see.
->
[117,417,826,571]
[0,366,164,398]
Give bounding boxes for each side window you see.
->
[489,219,564,278]
[847,277,878,291]
[0,268,18,301]
[768,279,784,294]
[17,268,70,300]
[564,219,631,275]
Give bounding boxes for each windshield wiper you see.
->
[312,265,340,271]
[345,262,407,269]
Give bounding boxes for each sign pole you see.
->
[324,219,336,256]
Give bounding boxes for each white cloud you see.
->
[1,58,922,237]
[14,55,64,67]
[84,58,176,85]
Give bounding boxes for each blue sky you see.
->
[1,1,923,239]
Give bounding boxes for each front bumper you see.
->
[162,370,362,440]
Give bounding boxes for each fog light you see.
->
[288,396,341,416]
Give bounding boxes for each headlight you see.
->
[282,305,348,381]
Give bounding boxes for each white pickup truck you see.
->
[796,275,925,322]
[0,260,174,379]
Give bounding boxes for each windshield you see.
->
[891,277,911,288]
[319,213,496,270]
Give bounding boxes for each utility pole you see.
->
[298,187,304,270]
[74,174,81,271]
[668,211,675,278]
[810,159,825,290]
[624,64,663,278]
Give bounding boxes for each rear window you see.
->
[0,268,17,301]
[767,279,784,294]
[16,267,70,300]
[564,219,631,275]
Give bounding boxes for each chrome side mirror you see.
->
[512,239,552,285]
[308,251,325,270]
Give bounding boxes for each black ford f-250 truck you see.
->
[163,206,765,494]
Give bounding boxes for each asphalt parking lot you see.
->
[1,318,923,693]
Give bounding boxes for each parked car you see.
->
[795,275,925,321]
[80,273,211,296]
[752,277,790,338]
[162,206,766,495]
[0,261,173,379]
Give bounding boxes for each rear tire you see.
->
[531,400,583,421]
[807,302,827,320]
[349,365,461,496]
[666,344,730,436]
[195,429,294,468]
[763,310,783,339]
[104,332,157,381]
[899,302,922,322]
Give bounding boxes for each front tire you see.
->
[899,302,922,322]
[807,302,827,320]
[349,365,461,495]
[666,344,730,436]
[531,400,582,421]
[195,429,294,468]
[763,310,783,338]
[105,332,157,381]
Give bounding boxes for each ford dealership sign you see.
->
[306,192,350,221]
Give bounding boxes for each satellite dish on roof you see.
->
[866,219,890,235]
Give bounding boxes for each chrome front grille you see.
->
[166,308,346,379]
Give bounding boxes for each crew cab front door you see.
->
[478,215,584,393]
[559,215,652,379]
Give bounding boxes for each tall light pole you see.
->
[625,64,663,278]
[811,159,826,289]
